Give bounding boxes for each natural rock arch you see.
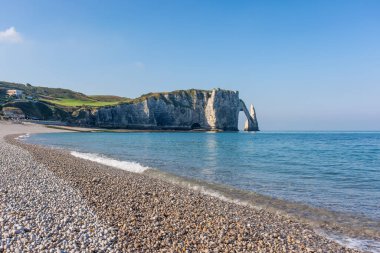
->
[71,89,259,131]
[239,100,259,131]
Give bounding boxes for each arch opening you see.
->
[239,100,259,131]
[191,123,201,129]
[238,111,247,131]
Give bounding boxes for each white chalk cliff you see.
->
[70,88,259,131]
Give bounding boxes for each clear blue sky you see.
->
[1,0,379,130]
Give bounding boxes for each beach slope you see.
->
[0,122,358,252]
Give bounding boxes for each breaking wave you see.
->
[317,230,380,253]
[16,133,30,140]
[70,151,149,173]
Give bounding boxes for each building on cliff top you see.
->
[6,89,23,98]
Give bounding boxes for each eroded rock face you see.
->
[69,89,258,131]
[244,104,259,132]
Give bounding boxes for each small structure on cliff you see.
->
[69,88,259,131]
[6,89,23,98]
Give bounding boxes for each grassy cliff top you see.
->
[0,81,215,108]
[0,81,88,100]
[0,81,130,107]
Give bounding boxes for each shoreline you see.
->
[13,139,380,252]
[0,121,365,252]
[31,122,227,133]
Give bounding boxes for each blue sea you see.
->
[26,131,380,251]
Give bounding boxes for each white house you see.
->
[6,89,23,98]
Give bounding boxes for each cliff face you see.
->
[3,101,71,121]
[0,82,259,131]
[69,89,258,131]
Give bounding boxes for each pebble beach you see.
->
[0,122,360,252]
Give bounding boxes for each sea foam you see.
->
[316,230,380,253]
[70,151,149,173]
[16,133,30,140]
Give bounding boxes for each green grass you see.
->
[40,98,128,107]
[89,95,130,102]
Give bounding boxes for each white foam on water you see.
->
[70,151,149,173]
[190,185,246,204]
[16,133,30,140]
[316,229,380,253]
[172,182,255,208]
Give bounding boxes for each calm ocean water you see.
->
[26,131,380,249]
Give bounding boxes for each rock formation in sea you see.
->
[70,88,259,131]
[244,104,259,131]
